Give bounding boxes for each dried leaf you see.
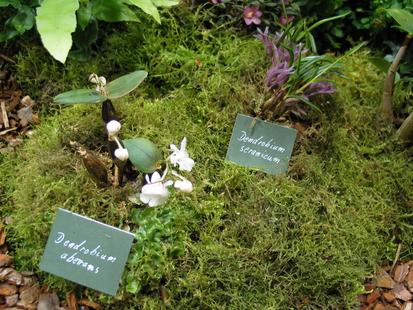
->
[0,226,6,246]
[5,294,18,307]
[6,270,23,285]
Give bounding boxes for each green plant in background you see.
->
[376,8,413,142]
[252,13,363,121]
[1,0,179,63]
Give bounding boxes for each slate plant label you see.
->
[39,208,134,296]
[226,113,297,175]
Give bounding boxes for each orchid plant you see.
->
[54,71,195,207]
[254,13,363,120]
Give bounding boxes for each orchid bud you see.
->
[89,73,99,84]
[114,148,129,161]
[98,76,107,86]
[174,179,193,193]
[106,120,121,136]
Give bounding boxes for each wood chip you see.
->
[394,283,413,301]
[5,293,18,307]
[66,292,77,310]
[0,226,6,246]
[373,303,385,310]
[406,270,413,291]
[17,285,41,308]
[376,268,396,289]
[0,283,17,296]
[403,302,413,310]
[367,289,381,304]
[395,264,410,283]
[383,291,396,303]
[78,299,102,310]
[38,293,60,310]
[0,254,13,267]
[6,270,23,285]
[0,101,9,128]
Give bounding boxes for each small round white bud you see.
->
[89,73,99,84]
[114,148,129,161]
[106,120,121,136]
[174,179,193,193]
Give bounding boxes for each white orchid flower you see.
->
[106,120,121,136]
[169,137,195,172]
[140,169,173,207]
[172,170,193,193]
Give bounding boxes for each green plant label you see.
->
[39,208,134,296]
[226,114,297,175]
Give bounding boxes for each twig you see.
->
[1,101,9,128]
[0,54,16,64]
[390,243,402,275]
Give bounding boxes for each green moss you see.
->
[1,48,413,309]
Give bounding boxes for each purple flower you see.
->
[211,0,222,3]
[280,15,295,25]
[266,62,294,89]
[243,6,262,26]
[281,0,290,4]
[304,82,335,97]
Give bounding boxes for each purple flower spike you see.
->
[211,0,222,3]
[304,82,336,97]
[266,62,294,89]
[243,6,262,26]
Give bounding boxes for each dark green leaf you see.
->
[123,138,161,173]
[10,6,35,34]
[77,2,92,30]
[54,89,106,105]
[0,0,21,8]
[92,0,139,22]
[106,70,148,99]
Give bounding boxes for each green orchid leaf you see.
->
[92,0,139,22]
[129,0,161,24]
[123,138,162,173]
[36,0,79,63]
[106,70,148,99]
[54,89,106,105]
[387,8,413,34]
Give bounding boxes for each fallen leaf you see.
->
[373,302,385,310]
[406,270,413,292]
[0,267,13,280]
[21,96,35,107]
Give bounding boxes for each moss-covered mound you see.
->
[1,48,413,308]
